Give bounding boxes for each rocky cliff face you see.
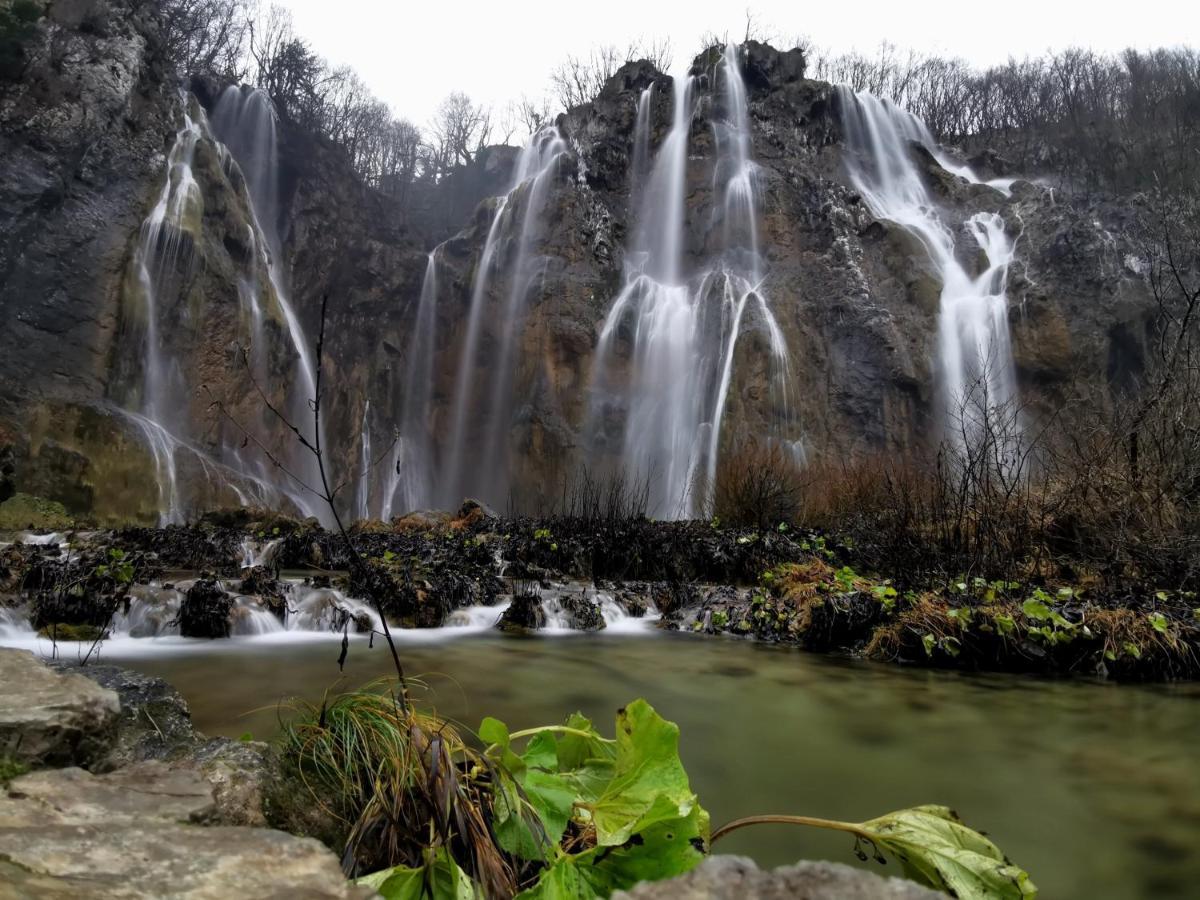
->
[0,4,1159,523]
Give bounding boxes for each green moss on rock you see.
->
[0,493,72,530]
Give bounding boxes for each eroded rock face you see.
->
[0,648,120,767]
[613,855,942,900]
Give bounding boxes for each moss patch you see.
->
[0,493,72,530]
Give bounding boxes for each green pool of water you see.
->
[117,631,1200,899]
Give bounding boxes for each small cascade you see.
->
[837,88,1020,440]
[439,126,568,508]
[239,537,282,569]
[588,45,798,519]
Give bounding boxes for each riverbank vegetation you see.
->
[276,684,1035,899]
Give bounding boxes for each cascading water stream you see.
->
[837,88,1019,440]
[210,86,327,521]
[589,75,701,518]
[129,104,203,523]
[382,250,442,518]
[588,45,797,519]
[439,126,568,508]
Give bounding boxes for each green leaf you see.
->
[1021,598,1051,621]
[1148,612,1169,634]
[357,849,474,900]
[921,633,936,657]
[859,805,1037,900]
[586,700,700,846]
[516,804,708,900]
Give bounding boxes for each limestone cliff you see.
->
[0,3,1158,522]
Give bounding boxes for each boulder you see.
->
[556,592,606,631]
[53,662,198,770]
[497,593,546,631]
[0,648,119,767]
[613,855,942,899]
[179,577,233,638]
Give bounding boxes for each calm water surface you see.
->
[109,631,1199,900]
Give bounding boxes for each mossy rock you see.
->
[35,622,106,642]
[0,754,31,786]
[0,493,72,530]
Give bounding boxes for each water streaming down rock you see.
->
[355,400,372,521]
[382,250,442,518]
[209,86,328,521]
[439,127,569,508]
[588,48,797,519]
[127,103,203,523]
[837,88,1020,440]
[118,89,331,524]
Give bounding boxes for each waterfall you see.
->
[120,89,332,524]
[587,45,797,519]
[355,400,371,521]
[128,105,203,524]
[837,88,1019,441]
[439,126,568,508]
[382,250,442,519]
[210,86,327,521]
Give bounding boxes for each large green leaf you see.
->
[859,805,1037,900]
[585,700,700,846]
[516,804,709,899]
[356,848,474,900]
[483,717,575,860]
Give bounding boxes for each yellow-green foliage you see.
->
[0,493,72,530]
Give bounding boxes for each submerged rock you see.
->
[0,648,119,768]
[613,855,942,899]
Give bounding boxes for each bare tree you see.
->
[429,91,493,173]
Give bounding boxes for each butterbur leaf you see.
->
[357,848,474,899]
[858,805,1037,900]
[516,804,708,899]
[492,767,575,861]
[587,700,700,846]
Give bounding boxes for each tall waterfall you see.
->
[837,88,1019,441]
[210,86,327,520]
[587,45,796,519]
[127,106,203,523]
[439,126,568,508]
[381,250,442,519]
[122,90,327,524]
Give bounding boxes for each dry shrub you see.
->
[710,438,805,530]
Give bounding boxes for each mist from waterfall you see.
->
[438,126,568,509]
[837,88,1019,442]
[587,45,796,519]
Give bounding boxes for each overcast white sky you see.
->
[275,0,1189,129]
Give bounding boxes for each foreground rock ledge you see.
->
[0,648,370,899]
[0,648,119,767]
[614,855,943,900]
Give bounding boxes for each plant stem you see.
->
[710,814,873,844]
